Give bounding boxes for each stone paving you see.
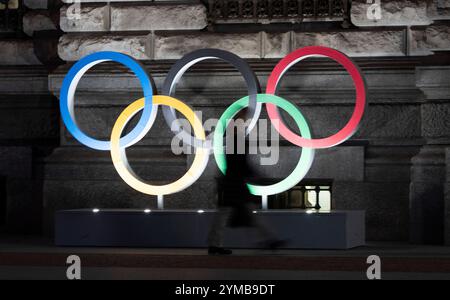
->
[1,235,450,279]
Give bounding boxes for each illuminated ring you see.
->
[60,51,157,151]
[111,95,209,196]
[266,46,367,149]
[214,94,315,196]
[162,48,262,149]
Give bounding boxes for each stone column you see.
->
[446,148,450,245]
[0,0,60,233]
[0,70,56,235]
[410,66,450,244]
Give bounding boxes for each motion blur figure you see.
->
[208,111,285,255]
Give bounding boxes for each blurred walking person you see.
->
[207,111,285,255]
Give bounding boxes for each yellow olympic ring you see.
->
[110,95,209,196]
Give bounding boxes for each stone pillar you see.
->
[0,0,60,234]
[446,148,450,245]
[0,60,59,235]
[410,66,450,244]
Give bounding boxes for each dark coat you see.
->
[220,139,256,227]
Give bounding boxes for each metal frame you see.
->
[288,181,333,210]
[204,0,352,27]
[0,0,24,33]
[217,178,333,210]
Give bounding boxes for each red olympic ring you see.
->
[266,46,367,149]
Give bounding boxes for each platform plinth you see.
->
[55,209,365,249]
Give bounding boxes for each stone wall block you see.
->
[58,34,151,61]
[23,10,58,37]
[110,4,207,31]
[60,4,110,32]
[411,24,450,56]
[154,32,262,60]
[294,30,406,57]
[352,0,431,26]
[0,40,42,65]
[24,0,48,9]
[263,32,291,58]
[429,0,450,20]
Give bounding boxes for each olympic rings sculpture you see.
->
[60,46,367,205]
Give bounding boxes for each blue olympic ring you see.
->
[60,51,155,151]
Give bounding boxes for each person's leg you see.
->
[248,204,287,249]
[207,207,232,254]
[253,215,276,240]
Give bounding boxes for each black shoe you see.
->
[208,247,233,255]
[265,239,288,250]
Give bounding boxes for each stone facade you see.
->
[0,67,59,233]
[1,0,450,244]
[446,147,450,245]
[0,0,60,234]
[412,66,450,244]
[55,0,450,61]
[351,0,431,26]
